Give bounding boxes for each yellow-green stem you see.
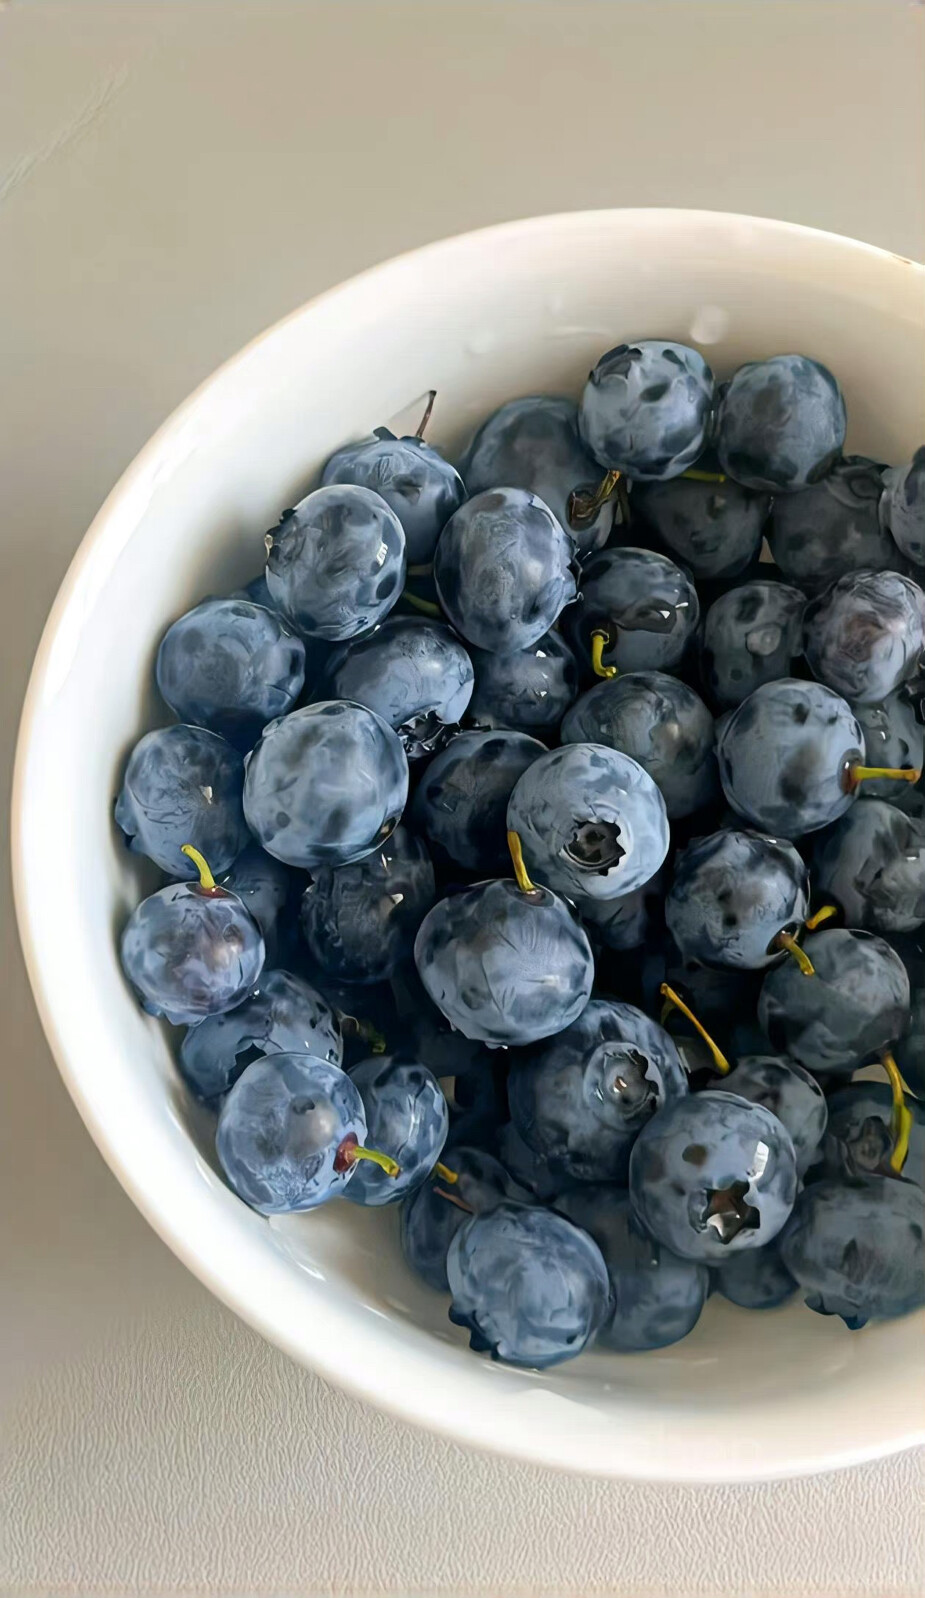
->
[507,830,537,894]
[882,1051,912,1175]
[590,630,618,680]
[804,904,838,933]
[774,930,815,977]
[659,983,731,1075]
[180,844,216,891]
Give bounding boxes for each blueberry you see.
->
[179,968,342,1102]
[496,1122,561,1201]
[721,1056,827,1176]
[895,982,925,1099]
[400,1147,528,1291]
[414,878,594,1047]
[803,570,925,704]
[701,581,806,711]
[562,672,718,820]
[779,1177,925,1327]
[220,843,294,963]
[458,395,614,557]
[880,446,925,566]
[300,824,436,984]
[555,1186,709,1351]
[713,1241,797,1309]
[628,1091,798,1262]
[817,1082,925,1189]
[321,429,465,565]
[115,724,250,879]
[508,999,688,1184]
[813,799,925,933]
[578,341,715,481]
[852,691,925,802]
[506,742,669,903]
[758,928,910,1074]
[433,487,577,654]
[155,597,306,748]
[574,869,663,953]
[716,678,864,837]
[566,547,700,675]
[265,484,406,640]
[467,630,579,734]
[344,1055,448,1206]
[716,355,846,491]
[666,829,809,971]
[642,933,763,1029]
[243,701,408,869]
[121,876,265,1026]
[447,1201,610,1368]
[765,456,896,593]
[216,1053,366,1213]
[320,616,473,757]
[412,729,546,873]
[633,476,768,580]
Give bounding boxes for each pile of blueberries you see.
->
[117,341,925,1370]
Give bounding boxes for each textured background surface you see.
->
[2,3,924,1594]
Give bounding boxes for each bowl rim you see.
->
[13,207,925,1482]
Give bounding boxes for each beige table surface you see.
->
[2,4,925,1595]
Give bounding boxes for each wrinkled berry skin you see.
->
[813,799,925,933]
[179,968,342,1102]
[216,1053,364,1214]
[115,723,250,879]
[321,429,465,565]
[447,1201,611,1369]
[713,1240,798,1310]
[579,341,715,481]
[562,671,717,820]
[243,701,409,870]
[220,844,294,964]
[880,446,925,566]
[721,1056,827,1177]
[817,1082,925,1190]
[300,825,436,985]
[852,691,925,802]
[633,476,768,580]
[321,617,474,758]
[458,395,613,557]
[566,546,700,675]
[779,1178,925,1328]
[508,999,688,1185]
[400,1147,529,1291]
[758,928,910,1074]
[765,456,896,594]
[121,881,265,1027]
[555,1186,709,1351]
[412,729,545,874]
[804,569,925,705]
[468,630,579,734]
[629,1091,798,1263]
[716,678,864,837]
[666,829,809,971]
[507,743,669,903]
[434,487,578,654]
[701,581,806,710]
[414,878,594,1047]
[265,484,406,640]
[716,355,846,492]
[155,597,306,748]
[895,982,925,1099]
[344,1055,448,1207]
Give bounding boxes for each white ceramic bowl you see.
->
[13,210,925,1482]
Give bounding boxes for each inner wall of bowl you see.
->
[20,214,925,1466]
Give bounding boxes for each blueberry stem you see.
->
[404,591,442,617]
[881,1051,912,1174]
[434,1161,458,1185]
[773,930,815,977]
[681,468,727,484]
[507,829,537,894]
[434,1186,474,1214]
[337,1012,387,1055]
[416,389,436,439]
[180,843,216,892]
[407,563,434,577]
[568,469,621,529]
[590,629,618,680]
[339,1138,401,1179]
[845,762,922,792]
[659,982,731,1075]
[804,904,838,932]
